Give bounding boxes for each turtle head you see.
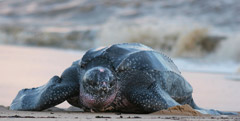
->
[80,66,117,109]
[83,66,116,95]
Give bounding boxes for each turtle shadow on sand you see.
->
[10,43,238,115]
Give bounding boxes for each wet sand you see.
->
[0,45,240,120]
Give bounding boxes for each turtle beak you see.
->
[99,82,109,94]
[102,82,107,89]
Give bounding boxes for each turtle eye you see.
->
[109,81,115,87]
[87,79,97,86]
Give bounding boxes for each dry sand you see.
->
[152,104,205,116]
[0,45,240,121]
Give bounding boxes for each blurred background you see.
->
[0,0,240,111]
[0,0,240,74]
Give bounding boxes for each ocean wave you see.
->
[97,20,239,61]
[0,0,240,64]
[0,20,240,62]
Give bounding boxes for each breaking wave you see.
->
[96,20,240,62]
[1,20,240,63]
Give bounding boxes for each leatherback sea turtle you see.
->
[10,43,237,115]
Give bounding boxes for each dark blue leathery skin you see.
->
[10,62,80,111]
[115,50,180,74]
[160,71,192,100]
[81,43,153,69]
[118,69,179,113]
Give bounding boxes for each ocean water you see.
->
[174,59,239,74]
[0,0,240,75]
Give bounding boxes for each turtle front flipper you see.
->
[10,64,80,111]
[124,80,180,113]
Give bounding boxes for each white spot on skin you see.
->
[99,68,104,72]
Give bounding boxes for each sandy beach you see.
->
[0,105,239,121]
[0,45,240,120]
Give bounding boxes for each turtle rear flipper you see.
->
[182,96,238,115]
[195,109,238,115]
[10,65,80,111]
[192,101,238,115]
